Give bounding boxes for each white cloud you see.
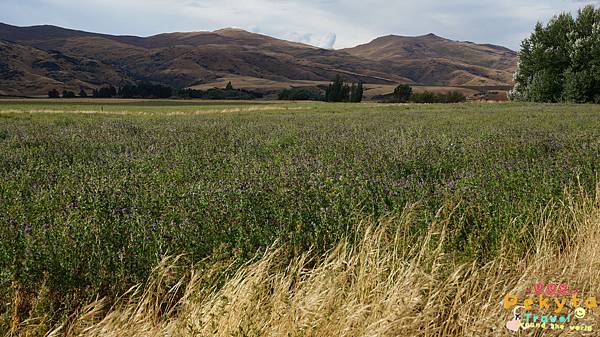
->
[286,32,336,49]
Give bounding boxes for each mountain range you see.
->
[0,23,518,97]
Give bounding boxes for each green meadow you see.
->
[1,100,599,330]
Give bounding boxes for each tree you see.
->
[350,82,364,102]
[279,87,323,101]
[511,5,600,103]
[410,91,437,103]
[445,91,467,103]
[94,86,117,98]
[48,89,60,98]
[325,75,360,102]
[325,75,345,102]
[225,81,234,90]
[79,89,88,98]
[62,90,76,98]
[393,84,413,102]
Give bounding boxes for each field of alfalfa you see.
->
[1,100,600,336]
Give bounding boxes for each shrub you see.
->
[278,87,323,101]
[48,89,60,98]
[393,84,413,102]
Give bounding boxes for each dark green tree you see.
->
[62,90,76,98]
[48,89,60,98]
[225,81,234,90]
[78,89,88,98]
[325,75,360,102]
[279,87,323,101]
[445,91,467,103]
[350,82,364,102]
[325,75,345,102]
[510,5,600,103]
[393,84,413,102]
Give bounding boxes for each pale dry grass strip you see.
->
[0,106,314,116]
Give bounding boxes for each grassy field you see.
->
[1,100,600,335]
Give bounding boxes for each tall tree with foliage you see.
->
[393,84,413,102]
[350,82,364,102]
[510,5,600,103]
[325,75,345,102]
[325,75,361,102]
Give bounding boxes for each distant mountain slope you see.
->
[0,23,517,96]
[0,39,128,96]
[342,34,517,86]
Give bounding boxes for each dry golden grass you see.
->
[12,185,600,337]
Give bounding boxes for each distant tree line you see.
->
[375,84,466,103]
[278,87,323,101]
[178,82,263,100]
[93,86,117,98]
[411,91,467,103]
[48,81,262,100]
[119,82,173,98]
[510,5,600,103]
[274,76,364,102]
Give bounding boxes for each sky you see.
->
[1,0,599,50]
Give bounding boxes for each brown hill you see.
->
[342,34,517,86]
[0,40,128,96]
[0,23,517,96]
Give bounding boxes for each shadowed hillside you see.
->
[0,23,517,96]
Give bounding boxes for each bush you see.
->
[278,88,323,101]
[393,85,413,102]
[410,91,466,103]
[48,89,60,98]
[93,86,117,98]
[177,88,263,100]
[62,90,76,98]
[119,82,173,99]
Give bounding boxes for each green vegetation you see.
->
[410,90,466,103]
[278,87,323,101]
[118,82,173,98]
[50,82,263,100]
[92,85,117,98]
[349,82,364,103]
[62,90,76,98]
[511,5,600,103]
[1,100,600,331]
[325,75,363,102]
[176,81,264,100]
[376,87,466,103]
[394,84,413,103]
[47,89,60,99]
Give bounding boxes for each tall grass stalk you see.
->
[15,184,598,337]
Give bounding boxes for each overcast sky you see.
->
[1,0,598,50]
